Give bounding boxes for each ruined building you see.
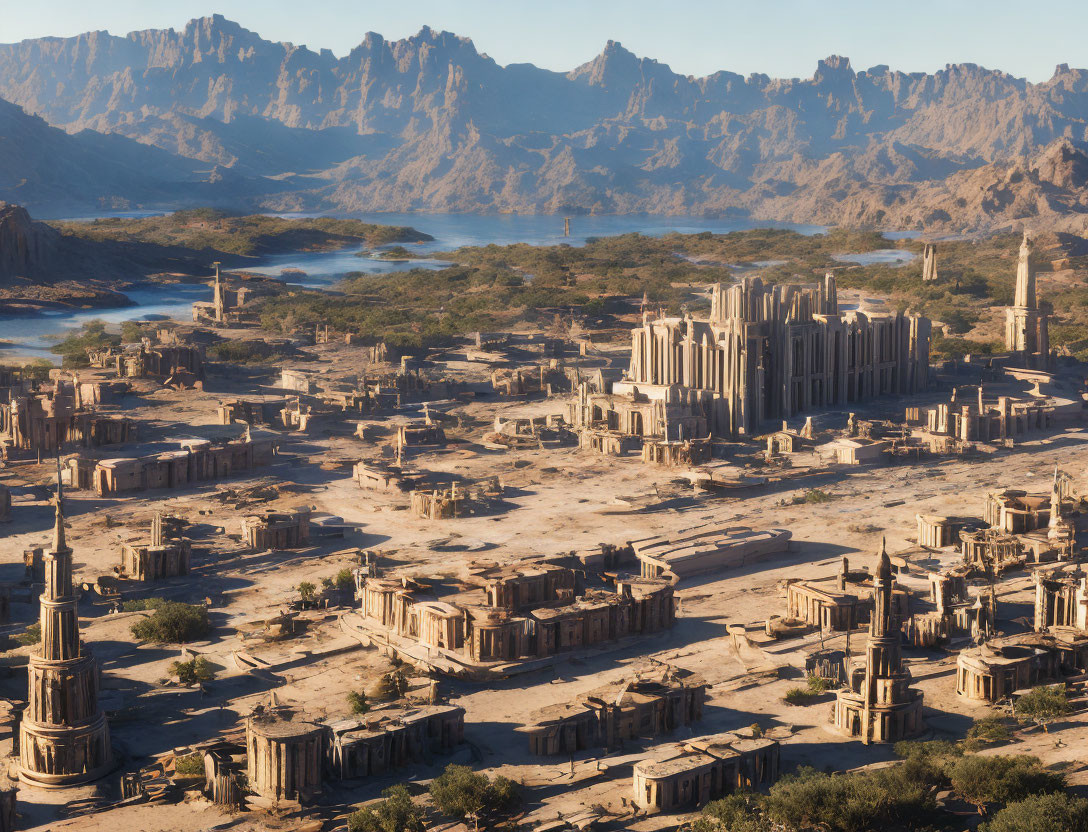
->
[66,436,276,496]
[1005,232,1051,371]
[19,490,111,787]
[577,273,930,439]
[0,379,136,459]
[192,264,278,325]
[632,732,780,812]
[89,342,205,384]
[242,509,311,550]
[356,560,675,668]
[921,242,938,282]
[832,545,924,743]
[522,668,704,756]
[957,632,1088,702]
[246,712,325,803]
[119,513,192,582]
[325,704,465,781]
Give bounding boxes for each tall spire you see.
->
[876,538,891,581]
[20,445,111,787]
[1050,464,1063,528]
[1014,230,1036,310]
[52,454,67,554]
[51,499,67,555]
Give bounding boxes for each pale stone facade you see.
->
[1004,232,1051,370]
[19,494,111,787]
[609,274,930,437]
[632,733,779,812]
[245,713,324,803]
[831,546,924,743]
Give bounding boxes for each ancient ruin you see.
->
[19,481,111,787]
[580,274,930,439]
[119,513,192,582]
[1005,232,1051,370]
[633,732,780,812]
[831,546,924,743]
[921,241,938,282]
[0,378,136,459]
[522,666,704,755]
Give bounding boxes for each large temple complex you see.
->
[576,271,931,439]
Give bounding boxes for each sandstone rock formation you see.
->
[5,16,1088,226]
[0,203,59,282]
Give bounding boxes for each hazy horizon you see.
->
[4,0,1088,84]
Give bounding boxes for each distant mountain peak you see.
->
[5,17,1088,228]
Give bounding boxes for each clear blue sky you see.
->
[2,0,1086,82]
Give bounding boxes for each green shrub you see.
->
[893,739,963,763]
[692,793,769,832]
[207,340,294,365]
[763,764,938,832]
[16,623,41,645]
[949,754,1065,813]
[170,656,215,685]
[347,784,424,832]
[174,752,205,777]
[1014,685,1070,732]
[123,597,167,612]
[322,569,355,591]
[347,691,369,715]
[981,792,1088,832]
[806,674,834,693]
[50,320,120,367]
[966,716,1013,751]
[130,602,210,643]
[783,687,814,705]
[791,488,834,505]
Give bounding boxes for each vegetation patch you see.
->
[51,209,431,257]
[130,601,210,643]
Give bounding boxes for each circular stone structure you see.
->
[246,714,325,802]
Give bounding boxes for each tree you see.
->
[347,690,369,715]
[322,569,355,591]
[428,764,521,830]
[1014,685,1070,733]
[948,755,1065,815]
[981,792,1088,832]
[130,601,210,643]
[298,581,317,604]
[170,656,215,685]
[347,784,424,832]
[692,793,769,832]
[762,764,938,832]
[966,716,1013,751]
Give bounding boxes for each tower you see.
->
[1004,232,1051,369]
[19,467,111,787]
[831,542,924,743]
[921,242,938,282]
[211,261,225,323]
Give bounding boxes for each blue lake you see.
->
[0,212,827,361]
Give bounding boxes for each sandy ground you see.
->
[2,334,1088,830]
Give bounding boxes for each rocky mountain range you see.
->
[5,15,1088,230]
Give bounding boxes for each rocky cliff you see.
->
[0,203,60,282]
[5,16,1088,228]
